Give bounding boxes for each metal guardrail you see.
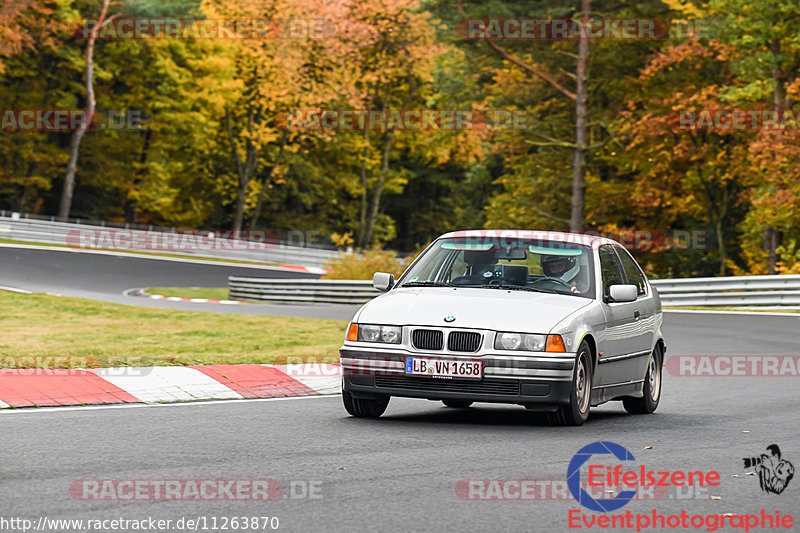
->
[228,278,377,304]
[228,274,800,307]
[0,213,340,269]
[650,274,800,307]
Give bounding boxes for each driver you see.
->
[541,254,586,293]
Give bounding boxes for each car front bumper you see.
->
[340,347,576,408]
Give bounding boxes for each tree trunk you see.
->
[360,81,414,248]
[716,186,728,276]
[362,130,395,247]
[249,130,287,230]
[20,161,37,212]
[227,106,258,236]
[58,0,113,220]
[570,0,591,232]
[356,129,370,249]
[766,38,783,274]
[126,126,151,225]
[768,228,778,274]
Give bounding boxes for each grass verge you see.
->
[144,287,230,300]
[0,291,346,367]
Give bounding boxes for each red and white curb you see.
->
[0,364,341,409]
[278,264,327,275]
[128,289,247,305]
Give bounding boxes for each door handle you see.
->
[634,310,641,320]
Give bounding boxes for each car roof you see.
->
[437,229,620,248]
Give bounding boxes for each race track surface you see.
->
[2,312,799,532]
[0,246,359,320]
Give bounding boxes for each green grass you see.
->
[0,291,346,367]
[0,238,277,266]
[144,287,230,300]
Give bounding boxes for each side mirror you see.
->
[373,272,395,292]
[609,284,638,303]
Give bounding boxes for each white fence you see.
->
[228,274,800,308]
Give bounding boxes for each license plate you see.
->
[405,357,483,379]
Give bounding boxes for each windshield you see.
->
[399,237,595,298]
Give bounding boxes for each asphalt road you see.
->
[2,312,798,533]
[0,245,359,320]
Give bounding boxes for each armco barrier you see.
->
[0,213,340,268]
[228,278,377,304]
[228,274,800,308]
[649,274,800,307]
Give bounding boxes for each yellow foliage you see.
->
[322,249,411,280]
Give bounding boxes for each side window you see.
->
[616,248,647,295]
[598,245,625,297]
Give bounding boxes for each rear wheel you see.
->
[342,390,390,418]
[623,344,662,414]
[442,399,473,408]
[548,341,592,426]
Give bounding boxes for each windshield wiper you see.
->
[402,281,454,287]
[477,284,559,294]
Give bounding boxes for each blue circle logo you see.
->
[444,316,455,322]
[567,441,637,513]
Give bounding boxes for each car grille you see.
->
[412,329,443,351]
[447,331,482,352]
[375,376,519,396]
[375,376,520,396]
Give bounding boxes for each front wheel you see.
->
[548,341,592,426]
[623,344,662,414]
[442,399,473,408]
[342,390,389,418]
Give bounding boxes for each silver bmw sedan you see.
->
[340,230,665,426]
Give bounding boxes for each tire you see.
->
[442,399,473,408]
[623,344,662,415]
[342,390,390,418]
[548,341,592,426]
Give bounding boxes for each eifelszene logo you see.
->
[743,444,795,495]
[568,441,637,512]
[567,441,721,512]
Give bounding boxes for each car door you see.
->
[614,245,657,375]
[596,245,644,388]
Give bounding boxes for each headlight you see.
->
[357,324,402,344]
[495,332,546,351]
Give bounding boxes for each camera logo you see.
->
[743,444,795,495]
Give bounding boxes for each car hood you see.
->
[355,287,592,333]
